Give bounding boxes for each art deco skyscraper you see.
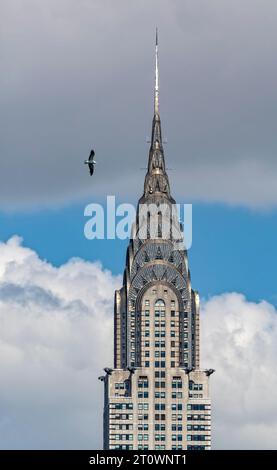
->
[101,31,213,451]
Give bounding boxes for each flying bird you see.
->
[84,149,96,175]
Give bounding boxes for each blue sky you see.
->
[1,201,276,307]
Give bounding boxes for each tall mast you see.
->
[154,27,159,115]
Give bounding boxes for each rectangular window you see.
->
[172,377,182,388]
[155,371,165,378]
[187,404,210,411]
[189,381,204,391]
[155,403,165,411]
[138,377,149,388]
[138,392,148,399]
[138,403,149,410]
[115,383,125,390]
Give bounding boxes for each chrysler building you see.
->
[101,31,213,451]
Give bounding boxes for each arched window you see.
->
[155,299,165,307]
[155,299,165,319]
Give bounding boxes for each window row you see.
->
[187,414,210,421]
[187,404,210,411]
[110,403,133,410]
[110,445,133,450]
[145,299,175,307]
[141,340,182,347]
[187,425,210,431]
[187,435,210,442]
[137,391,183,399]
[110,434,133,441]
[110,414,133,420]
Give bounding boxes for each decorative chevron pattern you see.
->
[129,262,189,303]
[129,241,187,281]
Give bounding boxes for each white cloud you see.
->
[201,293,277,449]
[0,236,120,449]
[0,238,276,448]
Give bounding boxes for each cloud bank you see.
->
[2,0,277,210]
[0,236,120,449]
[201,293,277,449]
[0,237,276,449]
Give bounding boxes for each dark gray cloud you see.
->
[1,0,277,210]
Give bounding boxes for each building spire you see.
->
[154,27,159,115]
[140,29,173,202]
[150,28,162,148]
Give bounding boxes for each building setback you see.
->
[100,31,214,451]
